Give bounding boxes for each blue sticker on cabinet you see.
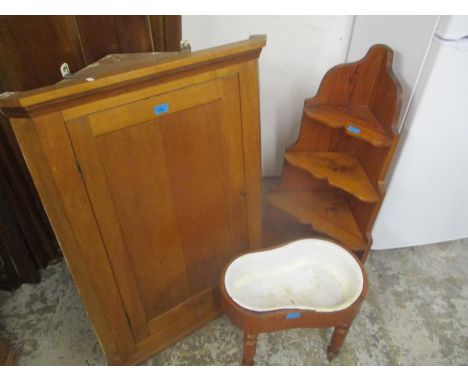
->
[286,312,301,319]
[154,103,169,115]
[346,125,361,134]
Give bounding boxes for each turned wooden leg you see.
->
[327,324,350,361]
[0,339,15,366]
[242,333,258,366]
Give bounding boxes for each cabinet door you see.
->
[65,76,249,344]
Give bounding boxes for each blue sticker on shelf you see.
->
[286,312,301,319]
[346,125,361,134]
[154,103,169,115]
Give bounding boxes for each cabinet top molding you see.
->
[0,35,267,110]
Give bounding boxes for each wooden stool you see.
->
[221,239,368,365]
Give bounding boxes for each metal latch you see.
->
[60,62,72,79]
[180,40,191,52]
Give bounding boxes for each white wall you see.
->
[347,16,439,131]
[182,16,354,176]
[369,17,468,249]
[347,16,441,249]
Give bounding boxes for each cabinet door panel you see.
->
[159,100,236,295]
[97,117,192,319]
[66,77,248,342]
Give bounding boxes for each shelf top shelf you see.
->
[267,190,367,252]
[304,105,393,147]
[285,151,380,203]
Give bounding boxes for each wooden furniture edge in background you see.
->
[0,16,183,92]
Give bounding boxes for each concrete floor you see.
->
[1,238,467,365]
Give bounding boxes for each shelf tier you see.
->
[267,190,366,251]
[303,105,393,147]
[284,151,379,203]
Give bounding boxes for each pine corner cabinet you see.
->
[268,44,402,263]
[0,36,266,365]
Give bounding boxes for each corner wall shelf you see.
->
[268,190,366,251]
[268,44,403,262]
[284,152,379,203]
[303,105,393,147]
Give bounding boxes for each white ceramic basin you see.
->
[224,239,364,312]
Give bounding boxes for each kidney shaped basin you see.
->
[224,239,364,312]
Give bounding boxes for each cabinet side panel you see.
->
[9,115,135,364]
[239,60,263,249]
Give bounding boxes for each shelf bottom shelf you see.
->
[267,190,367,252]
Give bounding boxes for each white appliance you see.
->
[371,16,468,249]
